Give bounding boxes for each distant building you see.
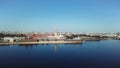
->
[3,37,14,43]
[48,32,65,40]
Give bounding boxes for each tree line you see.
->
[0,33,26,38]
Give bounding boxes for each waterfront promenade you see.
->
[0,40,83,45]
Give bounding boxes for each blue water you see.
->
[0,40,120,68]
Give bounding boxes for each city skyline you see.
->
[0,0,120,32]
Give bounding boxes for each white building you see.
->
[48,32,65,40]
[3,37,14,43]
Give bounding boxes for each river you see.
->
[0,40,120,68]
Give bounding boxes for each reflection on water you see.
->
[18,44,39,48]
[0,45,9,46]
[17,43,83,53]
[54,44,57,54]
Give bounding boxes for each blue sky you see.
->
[0,0,120,32]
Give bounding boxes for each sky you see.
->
[0,0,120,33]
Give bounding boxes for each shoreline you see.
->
[0,41,83,45]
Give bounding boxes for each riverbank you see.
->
[0,40,83,45]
